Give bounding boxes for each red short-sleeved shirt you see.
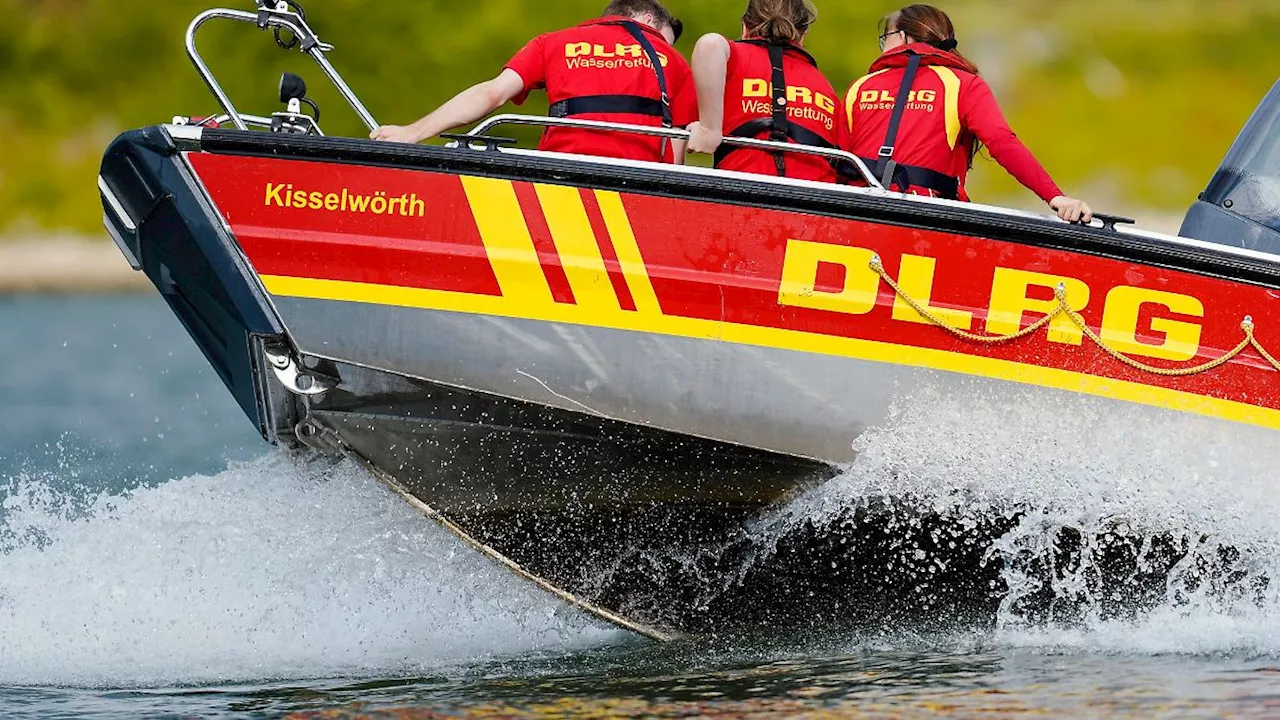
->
[716,40,846,183]
[504,17,697,163]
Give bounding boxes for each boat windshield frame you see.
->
[1202,80,1280,234]
[185,3,378,132]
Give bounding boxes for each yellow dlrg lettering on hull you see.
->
[778,240,880,315]
[890,255,973,330]
[986,268,1090,344]
[1100,286,1205,362]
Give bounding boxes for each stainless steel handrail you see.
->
[185,5,377,132]
[193,113,274,129]
[469,114,885,190]
[200,112,326,135]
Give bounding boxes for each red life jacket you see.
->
[715,40,845,183]
[843,44,1061,202]
[504,17,697,163]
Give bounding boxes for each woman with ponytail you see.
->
[686,0,846,182]
[844,4,1092,222]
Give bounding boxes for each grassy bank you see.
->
[3,0,1276,237]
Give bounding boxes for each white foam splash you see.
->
[0,454,618,688]
[757,377,1280,656]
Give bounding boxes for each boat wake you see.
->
[3,380,1279,692]
[723,380,1280,655]
[0,453,617,688]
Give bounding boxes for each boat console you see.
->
[1181,80,1280,253]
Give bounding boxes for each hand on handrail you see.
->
[370,125,422,144]
[1050,196,1093,224]
[686,122,725,155]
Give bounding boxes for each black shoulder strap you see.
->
[878,51,922,188]
[767,44,789,177]
[619,21,672,128]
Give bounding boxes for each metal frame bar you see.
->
[200,113,274,129]
[470,114,885,190]
[184,6,377,132]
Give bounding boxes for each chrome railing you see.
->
[185,2,377,132]
[469,115,885,190]
[181,3,880,188]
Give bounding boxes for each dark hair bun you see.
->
[935,37,958,51]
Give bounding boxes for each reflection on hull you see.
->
[300,359,836,634]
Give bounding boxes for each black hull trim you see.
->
[99,127,295,442]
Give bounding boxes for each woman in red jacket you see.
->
[685,0,845,183]
[845,4,1092,222]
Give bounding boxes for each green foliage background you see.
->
[2,0,1277,235]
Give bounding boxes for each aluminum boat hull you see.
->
[100,125,1280,637]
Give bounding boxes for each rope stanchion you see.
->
[869,256,1280,378]
[1054,288,1254,377]
[1243,317,1280,373]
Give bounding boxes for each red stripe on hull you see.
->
[189,154,503,296]
[187,152,1280,418]
[580,189,638,312]
[512,182,578,305]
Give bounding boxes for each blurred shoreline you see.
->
[0,237,145,293]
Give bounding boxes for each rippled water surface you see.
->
[2,293,1280,718]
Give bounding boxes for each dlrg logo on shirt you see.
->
[742,79,837,113]
[564,42,670,70]
[858,89,937,113]
[740,79,837,131]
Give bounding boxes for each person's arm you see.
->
[666,57,699,165]
[669,139,689,164]
[371,69,526,143]
[962,77,1092,222]
[686,33,731,155]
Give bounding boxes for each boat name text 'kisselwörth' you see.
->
[264,183,426,217]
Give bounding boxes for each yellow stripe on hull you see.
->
[260,274,1280,433]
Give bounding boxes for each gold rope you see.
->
[870,256,1280,378]
[870,256,1062,343]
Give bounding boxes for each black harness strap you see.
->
[877,51,922,188]
[617,20,672,129]
[714,42,836,175]
[713,117,838,168]
[855,155,960,199]
[549,95,666,119]
[766,44,790,176]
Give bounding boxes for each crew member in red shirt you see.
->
[372,0,697,164]
[685,0,845,182]
[845,4,1092,222]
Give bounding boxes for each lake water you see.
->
[2,293,1280,718]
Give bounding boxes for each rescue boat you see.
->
[100,2,1280,639]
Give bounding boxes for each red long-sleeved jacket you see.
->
[843,44,1062,203]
